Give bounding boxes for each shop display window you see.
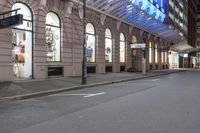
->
[162,52,164,63]
[105,29,112,63]
[149,41,152,63]
[120,33,125,63]
[46,12,61,61]
[155,44,158,63]
[12,3,33,79]
[86,23,96,63]
[165,52,168,63]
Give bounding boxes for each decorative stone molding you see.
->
[65,1,74,17]
[100,14,106,26]
[148,34,151,41]
[129,26,133,34]
[140,30,144,40]
[38,0,47,9]
[154,36,157,42]
[78,5,83,19]
[116,21,121,31]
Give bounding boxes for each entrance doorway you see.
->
[12,3,33,80]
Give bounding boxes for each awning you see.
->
[170,39,195,53]
[83,0,181,42]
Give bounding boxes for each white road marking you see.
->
[152,78,160,82]
[83,92,106,98]
[50,92,106,98]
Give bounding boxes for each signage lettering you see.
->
[0,14,23,29]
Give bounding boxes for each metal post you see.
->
[82,0,87,84]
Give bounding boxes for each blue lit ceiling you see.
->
[132,0,166,22]
[86,0,181,42]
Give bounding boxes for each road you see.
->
[0,70,200,133]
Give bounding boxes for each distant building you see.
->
[197,1,200,68]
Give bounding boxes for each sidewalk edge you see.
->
[0,70,185,102]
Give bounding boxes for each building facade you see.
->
[0,0,181,82]
[196,1,200,67]
[168,0,198,68]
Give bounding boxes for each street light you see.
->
[82,0,87,84]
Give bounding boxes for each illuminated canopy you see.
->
[72,0,181,42]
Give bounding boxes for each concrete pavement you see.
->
[0,69,185,102]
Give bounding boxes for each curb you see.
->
[0,70,185,102]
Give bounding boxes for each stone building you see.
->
[0,0,181,82]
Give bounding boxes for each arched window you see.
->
[86,23,96,62]
[105,29,112,63]
[161,52,164,63]
[132,36,137,43]
[149,41,152,63]
[46,12,61,61]
[155,44,158,63]
[165,51,168,63]
[120,33,125,63]
[12,3,33,79]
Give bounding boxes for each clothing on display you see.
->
[86,46,93,62]
[86,46,93,57]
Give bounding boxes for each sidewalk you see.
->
[0,69,185,102]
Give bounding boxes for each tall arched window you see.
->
[132,36,137,43]
[149,41,152,63]
[12,3,33,79]
[155,44,158,63]
[161,52,164,63]
[86,23,96,62]
[120,33,125,63]
[46,12,61,61]
[105,29,112,63]
[165,51,168,63]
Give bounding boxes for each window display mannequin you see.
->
[87,46,93,62]
[105,47,111,62]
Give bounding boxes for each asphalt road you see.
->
[0,70,200,133]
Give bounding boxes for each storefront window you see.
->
[149,42,152,63]
[165,52,168,63]
[105,29,112,63]
[46,12,61,61]
[120,33,125,63]
[155,44,158,63]
[86,23,96,62]
[12,3,33,79]
[161,52,164,63]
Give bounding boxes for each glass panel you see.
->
[165,52,167,63]
[86,23,95,34]
[161,52,164,63]
[86,34,95,62]
[120,33,125,41]
[105,29,112,63]
[46,12,60,27]
[155,44,158,63]
[105,29,112,38]
[12,3,32,20]
[12,3,32,30]
[132,36,137,43]
[46,12,61,61]
[149,42,152,63]
[46,26,61,61]
[105,38,112,62]
[12,30,32,78]
[12,3,33,79]
[120,33,125,63]
[14,20,32,30]
[120,41,125,63]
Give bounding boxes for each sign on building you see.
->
[0,14,23,29]
[130,43,146,49]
